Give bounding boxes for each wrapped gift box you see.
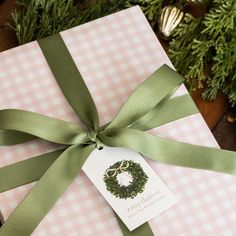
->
[0,6,236,235]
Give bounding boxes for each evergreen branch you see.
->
[77,0,124,24]
[10,0,80,44]
[10,0,124,45]
[202,0,236,102]
[9,0,236,107]
[202,0,236,38]
[125,0,164,21]
[169,0,236,106]
[169,14,204,89]
[125,0,186,22]
[185,39,213,89]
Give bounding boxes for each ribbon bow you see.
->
[105,160,130,178]
[1,34,236,236]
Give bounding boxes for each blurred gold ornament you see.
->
[186,0,204,4]
[159,5,184,38]
[227,116,236,123]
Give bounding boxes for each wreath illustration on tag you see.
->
[103,160,148,199]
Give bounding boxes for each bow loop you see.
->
[106,65,184,129]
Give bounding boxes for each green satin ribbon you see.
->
[0,34,236,236]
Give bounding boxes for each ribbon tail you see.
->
[116,214,154,236]
[38,34,99,130]
[0,149,65,192]
[106,65,184,129]
[0,130,36,145]
[0,144,94,236]
[100,128,236,176]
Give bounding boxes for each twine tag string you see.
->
[105,160,130,178]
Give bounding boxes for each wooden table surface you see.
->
[0,0,235,151]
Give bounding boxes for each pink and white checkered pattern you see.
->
[0,6,236,235]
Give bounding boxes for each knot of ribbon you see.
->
[0,34,236,236]
[87,129,104,150]
[105,160,130,178]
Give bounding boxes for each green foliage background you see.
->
[10,0,236,106]
[169,1,236,106]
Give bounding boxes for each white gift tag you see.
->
[82,147,177,231]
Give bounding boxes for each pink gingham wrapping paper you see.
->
[0,6,236,236]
